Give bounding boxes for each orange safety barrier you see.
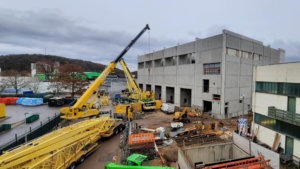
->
[0,97,19,104]
[128,133,154,145]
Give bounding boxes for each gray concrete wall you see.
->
[177,142,249,168]
[137,29,284,118]
[233,132,280,169]
[178,149,193,169]
[221,30,283,118]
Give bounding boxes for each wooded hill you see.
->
[0,54,127,77]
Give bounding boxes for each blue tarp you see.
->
[16,97,27,104]
[2,89,24,93]
[21,98,43,106]
[23,91,34,95]
[115,94,121,99]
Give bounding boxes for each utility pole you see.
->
[24,112,29,143]
[240,94,245,119]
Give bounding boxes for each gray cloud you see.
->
[0,7,299,72]
[0,9,175,70]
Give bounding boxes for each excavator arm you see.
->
[60,24,150,119]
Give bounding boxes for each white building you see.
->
[252,62,300,164]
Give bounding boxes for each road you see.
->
[77,133,121,169]
[0,104,60,145]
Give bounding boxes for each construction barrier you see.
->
[0,97,19,104]
[16,97,26,104]
[21,98,43,106]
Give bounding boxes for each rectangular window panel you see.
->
[256,81,300,97]
[203,63,221,75]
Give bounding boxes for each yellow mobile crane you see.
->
[0,116,124,169]
[60,24,150,119]
[118,59,162,110]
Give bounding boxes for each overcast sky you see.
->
[0,0,299,70]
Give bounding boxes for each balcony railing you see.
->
[268,106,300,127]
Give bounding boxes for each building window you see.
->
[203,79,209,93]
[203,63,221,75]
[256,82,300,97]
[235,50,240,56]
[226,48,239,56]
[213,94,220,100]
[191,58,195,64]
[154,59,163,67]
[165,56,177,66]
[138,62,144,69]
[145,61,152,68]
[179,54,189,65]
[248,52,252,58]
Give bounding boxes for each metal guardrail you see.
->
[268,106,300,126]
[0,113,64,155]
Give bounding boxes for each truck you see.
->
[0,116,124,169]
[105,153,175,169]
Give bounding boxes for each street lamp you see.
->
[240,94,245,119]
[24,112,29,143]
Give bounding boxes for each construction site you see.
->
[0,22,299,169]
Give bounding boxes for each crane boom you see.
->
[114,24,150,63]
[0,116,124,168]
[120,59,141,94]
[60,24,150,119]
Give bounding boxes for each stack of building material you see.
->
[202,156,271,169]
[127,133,156,159]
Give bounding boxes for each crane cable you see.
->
[148,29,151,53]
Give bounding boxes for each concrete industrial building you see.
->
[252,62,300,165]
[137,29,285,119]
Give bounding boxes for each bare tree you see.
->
[0,77,8,93]
[2,70,29,95]
[58,64,88,98]
[29,77,42,94]
[50,73,63,95]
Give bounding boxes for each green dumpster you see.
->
[1,124,11,131]
[26,114,39,123]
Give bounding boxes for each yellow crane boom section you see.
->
[120,59,141,94]
[0,116,117,169]
[73,62,117,109]
[60,62,117,119]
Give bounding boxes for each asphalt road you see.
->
[0,104,61,145]
[76,133,121,169]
